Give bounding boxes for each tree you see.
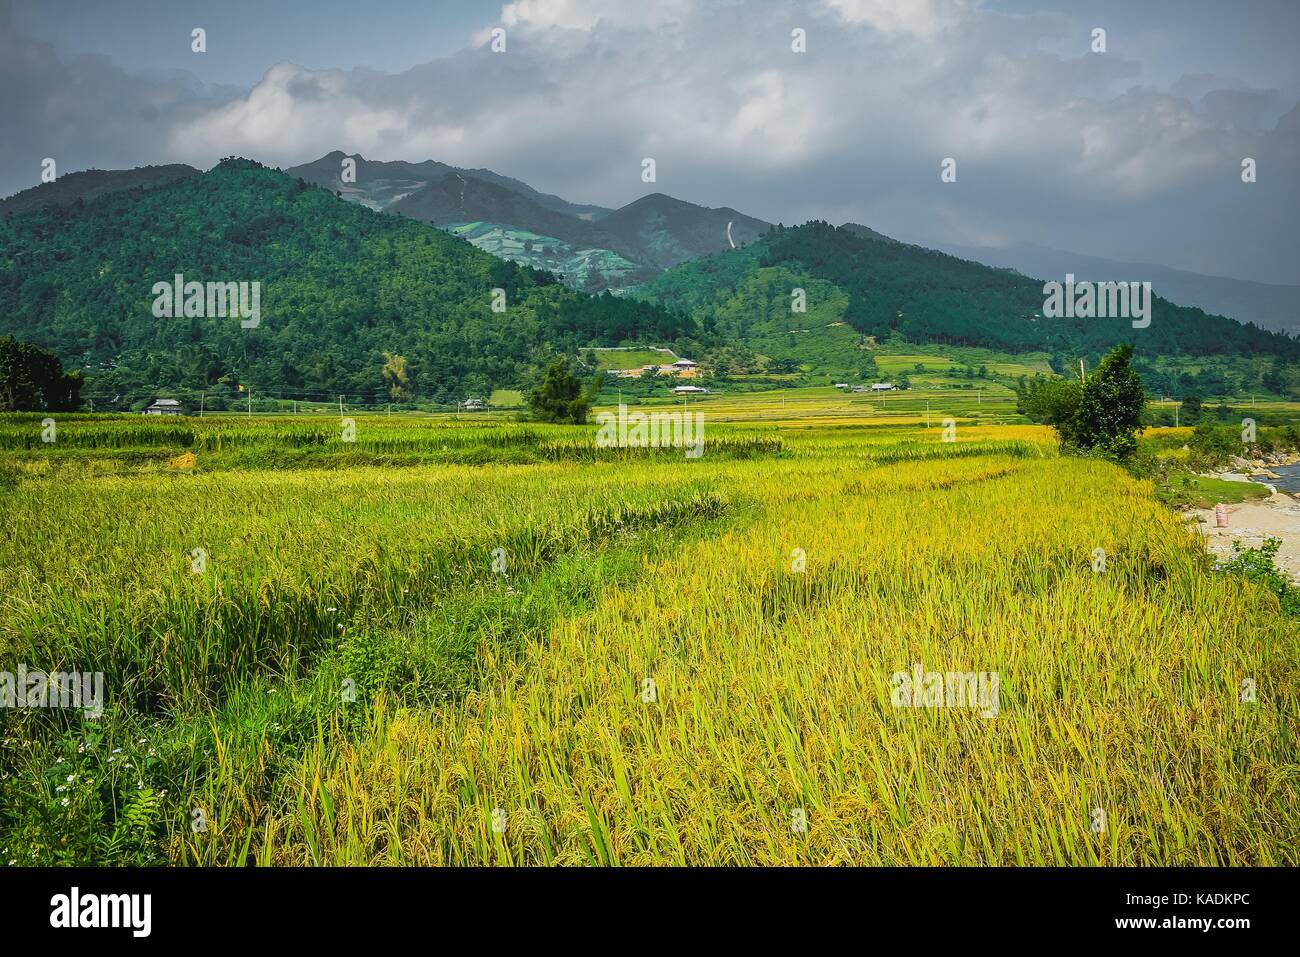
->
[381,352,412,401]
[1017,375,1081,427]
[1262,360,1287,395]
[1180,393,1203,425]
[1062,344,1146,458]
[0,336,83,412]
[527,357,593,424]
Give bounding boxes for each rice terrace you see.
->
[0,390,1294,867]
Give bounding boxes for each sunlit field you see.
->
[0,407,1295,866]
[602,385,1020,427]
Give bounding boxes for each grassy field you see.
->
[590,347,679,371]
[603,384,1021,427]
[0,406,1295,866]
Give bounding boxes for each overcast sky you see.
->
[3,0,1297,284]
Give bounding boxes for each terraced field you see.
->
[0,413,1294,865]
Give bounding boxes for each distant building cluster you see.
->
[611,358,699,379]
[836,382,897,393]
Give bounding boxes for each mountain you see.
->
[598,193,771,270]
[0,158,690,405]
[285,152,611,220]
[391,174,627,257]
[932,240,1300,336]
[286,152,639,288]
[453,166,611,221]
[839,222,899,244]
[634,221,1300,376]
[284,151,455,210]
[0,165,201,216]
[286,152,774,287]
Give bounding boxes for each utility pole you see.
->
[338,395,344,418]
[248,389,252,417]
[926,399,930,429]
[200,391,205,417]
[1079,358,1086,382]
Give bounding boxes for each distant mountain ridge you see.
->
[7,154,1287,361]
[634,221,1300,376]
[0,158,690,403]
[285,151,772,289]
[597,193,770,270]
[932,240,1300,336]
[285,151,611,221]
[0,164,201,216]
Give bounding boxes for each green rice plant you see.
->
[0,413,1294,866]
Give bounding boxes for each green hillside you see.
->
[0,164,201,216]
[0,159,690,406]
[635,222,1300,379]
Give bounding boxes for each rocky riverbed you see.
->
[1186,456,1300,581]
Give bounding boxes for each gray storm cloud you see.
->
[1,0,1295,284]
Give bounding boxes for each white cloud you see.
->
[497,0,694,32]
[2,0,1296,282]
[821,0,968,38]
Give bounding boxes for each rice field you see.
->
[0,411,1295,866]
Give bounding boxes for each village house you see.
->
[673,385,710,395]
[871,383,897,392]
[142,398,183,416]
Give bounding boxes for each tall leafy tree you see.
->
[1062,344,1147,458]
[0,336,83,411]
[527,358,593,424]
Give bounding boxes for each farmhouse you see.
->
[673,385,710,395]
[461,398,486,411]
[142,399,183,416]
[871,383,897,392]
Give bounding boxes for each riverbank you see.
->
[1187,485,1300,581]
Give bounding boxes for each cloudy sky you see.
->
[3,0,1297,284]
